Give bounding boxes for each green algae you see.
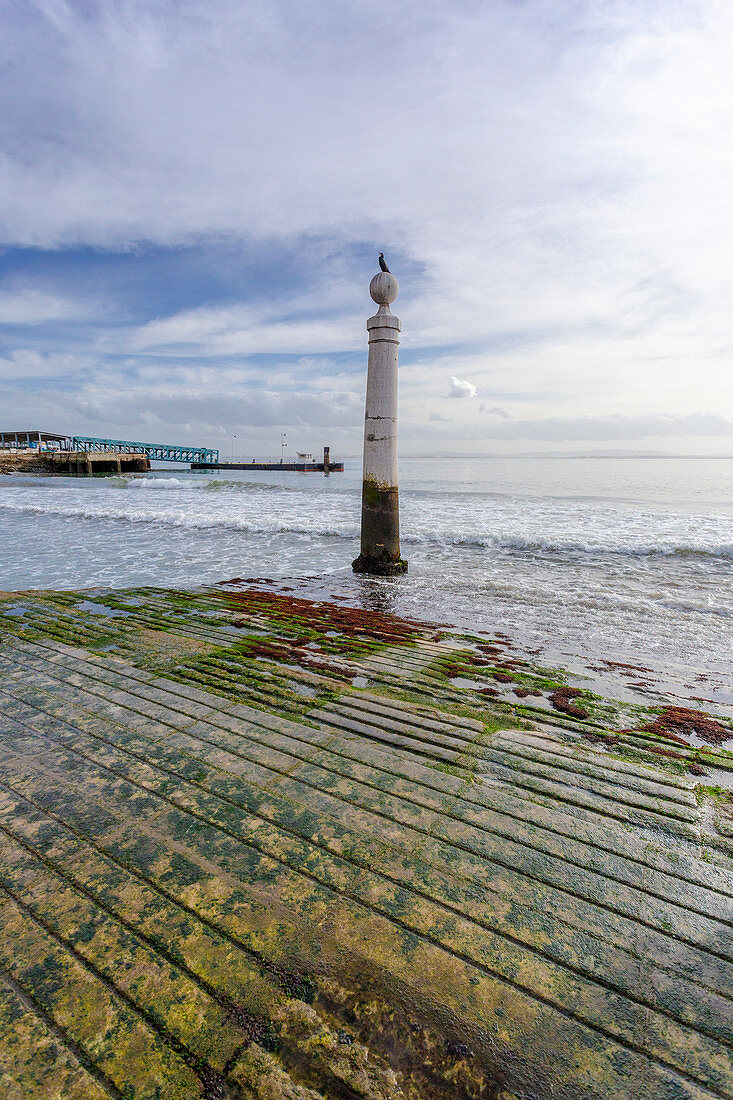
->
[1,584,733,1099]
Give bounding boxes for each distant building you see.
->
[0,429,68,451]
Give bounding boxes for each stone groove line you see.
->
[3,694,731,1030]
[0,642,726,928]
[495,727,695,792]
[0,827,277,1051]
[0,666,727,945]
[1,725,732,1094]
[0,877,244,1078]
[0,847,252,1069]
[2,765,726,1100]
[2,638,733,1097]
[0,752,726,1100]
[0,971,117,1100]
[0,642,726,919]
[0,892,204,1099]
[0,789,300,1019]
[2,695,726,1007]
[2,712,726,998]
[310,704,701,838]
[323,697,698,811]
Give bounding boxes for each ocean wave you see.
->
[0,499,357,538]
[1,496,732,561]
[202,478,296,493]
[127,477,191,489]
[402,532,733,560]
[114,475,304,494]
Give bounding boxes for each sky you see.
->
[1,0,732,457]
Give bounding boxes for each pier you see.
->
[52,451,151,475]
[68,436,220,464]
[191,459,343,472]
[192,446,343,472]
[0,430,344,475]
[0,430,219,475]
[0,446,150,476]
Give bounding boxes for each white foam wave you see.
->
[127,477,191,489]
[1,495,732,561]
[406,531,733,560]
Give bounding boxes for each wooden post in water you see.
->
[352,265,407,575]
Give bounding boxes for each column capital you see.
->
[367,312,401,332]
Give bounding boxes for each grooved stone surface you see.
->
[0,586,731,1100]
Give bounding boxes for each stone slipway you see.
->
[0,584,731,1100]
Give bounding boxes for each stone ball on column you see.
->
[370,271,399,305]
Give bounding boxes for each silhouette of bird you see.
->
[378,253,390,273]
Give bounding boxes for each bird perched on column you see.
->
[378,253,390,273]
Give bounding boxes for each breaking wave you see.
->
[2,454,732,676]
[1,495,731,562]
[127,477,191,489]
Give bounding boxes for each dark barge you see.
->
[192,446,343,472]
[191,459,343,472]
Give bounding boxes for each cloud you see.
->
[71,387,362,432]
[0,289,96,325]
[481,412,733,442]
[126,305,360,357]
[429,411,451,423]
[448,376,477,399]
[0,1,732,453]
[0,349,88,381]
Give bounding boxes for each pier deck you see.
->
[0,586,731,1099]
[191,460,344,472]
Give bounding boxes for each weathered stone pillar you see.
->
[352,268,407,575]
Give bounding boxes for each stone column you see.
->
[352,269,408,575]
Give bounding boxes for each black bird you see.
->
[378,253,390,273]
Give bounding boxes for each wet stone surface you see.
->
[0,584,731,1099]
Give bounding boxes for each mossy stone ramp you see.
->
[0,586,731,1099]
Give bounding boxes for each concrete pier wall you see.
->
[0,451,151,475]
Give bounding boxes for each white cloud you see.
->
[126,305,361,357]
[1,1,732,451]
[71,387,361,433]
[0,289,96,325]
[480,412,733,443]
[448,376,477,399]
[0,349,87,380]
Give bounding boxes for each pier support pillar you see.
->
[352,268,407,576]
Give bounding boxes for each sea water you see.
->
[0,456,731,676]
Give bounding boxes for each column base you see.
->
[351,554,408,576]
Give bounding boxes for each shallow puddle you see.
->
[289,681,317,698]
[77,600,131,617]
[1,604,30,617]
